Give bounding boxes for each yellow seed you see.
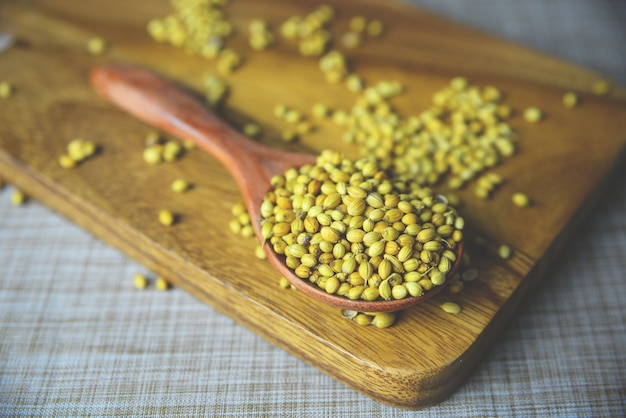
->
[377,259,392,280]
[312,103,329,118]
[347,198,366,216]
[238,212,251,225]
[418,278,433,291]
[349,16,366,32]
[281,130,297,142]
[143,146,162,164]
[325,276,340,294]
[347,286,364,300]
[366,19,383,37]
[512,192,532,208]
[358,262,373,280]
[295,265,311,278]
[592,80,610,96]
[255,245,267,259]
[391,284,408,300]
[438,256,452,274]
[498,244,512,259]
[441,302,461,314]
[81,141,97,158]
[361,286,380,301]
[341,31,361,49]
[405,281,423,297]
[430,269,446,286]
[0,81,13,98]
[11,190,26,206]
[523,107,542,123]
[274,104,287,118]
[59,155,76,169]
[562,92,578,108]
[229,219,242,234]
[158,209,175,226]
[133,273,148,289]
[423,240,442,252]
[243,123,261,138]
[279,276,291,289]
[67,139,86,161]
[163,141,182,161]
[449,280,464,294]
[416,228,436,243]
[354,313,373,326]
[296,121,314,135]
[240,225,254,238]
[171,179,190,193]
[155,277,170,291]
[371,312,396,328]
[450,77,468,91]
[462,268,479,282]
[87,37,107,55]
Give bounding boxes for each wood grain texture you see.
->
[1,0,625,409]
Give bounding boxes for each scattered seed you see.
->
[498,244,512,259]
[171,178,190,193]
[371,312,396,328]
[155,277,170,291]
[0,81,12,98]
[158,209,175,226]
[441,301,461,314]
[11,189,26,206]
[87,37,107,55]
[133,273,148,289]
[243,123,261,138]
[462,268,479,282]
[562,92,578,108]
[512,192,532,208]
[592,80,610,96]
[523,107,542,123]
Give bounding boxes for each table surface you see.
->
[1,0,625,416]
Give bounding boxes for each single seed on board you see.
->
[562,92,578,108]
[0,81,13,98]
[279,276,291,289]
[523,107,542,123]
[498,244,512,259]
[158,209,175,226]
[512,192,532,208]
[171,178,190,193]
[441,302,461,314]
[59,155,76,169]
[87,37,107,55]
[592,80,610,96]
[462,268,479,282]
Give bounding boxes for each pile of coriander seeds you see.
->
[259,150,463,302]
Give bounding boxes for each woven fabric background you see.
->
[1,0,625,416]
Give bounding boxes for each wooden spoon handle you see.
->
[89,63,315,218]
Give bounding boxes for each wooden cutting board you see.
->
[1,0,625,409]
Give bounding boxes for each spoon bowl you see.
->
[90,63,462,312]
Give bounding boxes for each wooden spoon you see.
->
[90,63,462,312]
